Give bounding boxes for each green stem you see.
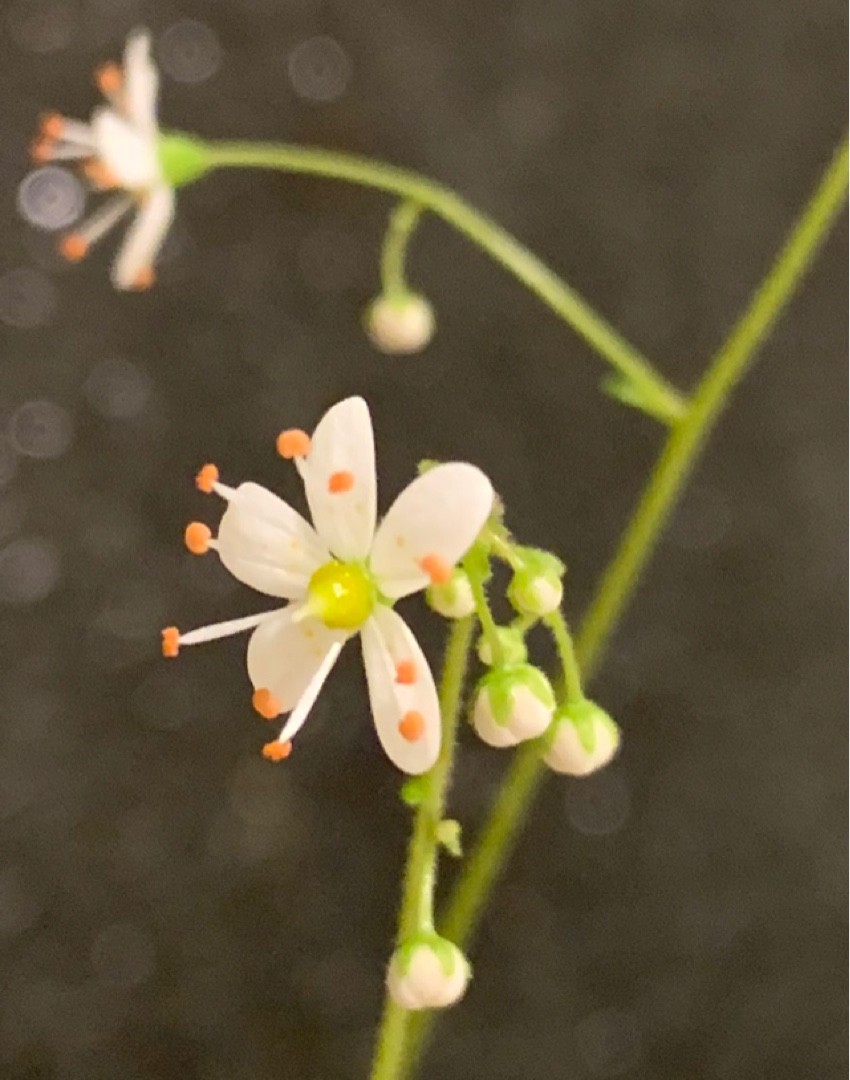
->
[396,134,848,1079]
[380,201,424,299]
[545,611,584,704]
[464,560,503,668]
[202,139,685,425]
[369,615,475,1080]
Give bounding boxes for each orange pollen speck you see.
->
[195,464,219,494]
[131,267,155,291]
[252,688,282,720]
[39,112,65,139]
[395,660,417,685]
[277,428,312,460]
[262,740,293,762]
[419,553,452,585]
[30,138,54,164]
[59,233,89,263]
[398,711,425,742]
[328,470,355,494]
[96,63,123,95]
[161,626,180,658]
[184,522,212,555]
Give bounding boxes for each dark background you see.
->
[0,2,846,1078]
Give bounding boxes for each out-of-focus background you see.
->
[0,3,846,1078]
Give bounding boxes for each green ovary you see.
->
[308,561,375,629]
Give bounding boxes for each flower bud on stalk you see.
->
[544,699,621,776]
[386,933,470,1011]
[472,663,555,747]
[426,567,475,619]
[365,293,435,354]
[507,549,565,618]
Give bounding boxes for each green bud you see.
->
[472,663,555,747]
[158,131,212,188]
[507,548,565,618]
[365,292,435,354]
[386,932,470,1010]
[426,568,475,619]
[544,699,621,776]
[400,775,429,808]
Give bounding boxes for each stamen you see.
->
[83,160,120,189]
[398,710,425,742]
[328,470,355,494]
[95,62,123,98]
[39,114,93,146]
[32,139,93,163]
[252,688,282,720]
[161,626,180,658]
[395,660,417,685]
[39,112,64,139]
[277,429,311,459]
[184,522,212,555]
[177,611,278,647]
[195,464,219,493]
[262,740,293,762]
[30,138,54,165]
[419,553,452,585]
[59,234,89,263]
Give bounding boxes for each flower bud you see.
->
[365,293,435,354]
[386,934,470,1011]
[472,664,555,748]
[507,550,565,617]
[544,700,621,776]
[426,568,475,619]
[476,626,527,667]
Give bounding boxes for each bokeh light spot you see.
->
[288,35,351,102]
[159,19,222,84]
[9,400,73,459]
[17,166,85,232]
[0,268,57,329]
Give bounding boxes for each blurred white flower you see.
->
[163,397,493,775]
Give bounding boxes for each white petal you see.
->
[111,185,174,289]
[91,107,160,190]
[370,464,494,600]
[123,29,159,135]
[246,605,347,717]
[216,482,328,598]
[301,397,377,561]
[360,607,440,774]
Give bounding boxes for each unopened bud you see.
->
[507,549,565,617]
[426,568,475,619]
[544,699,621,776]
[386,934,470,1011]
[472,664,555,748]
[365,293,435,354]
[476,626,527,667]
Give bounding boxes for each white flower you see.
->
[386,935,470,1010]
[472,664,555,748]
[163,397,494,775]
[544,701,621,777]
[365,293,435,354]
[32,30,174,291]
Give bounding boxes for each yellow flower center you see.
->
[308,561,375,630]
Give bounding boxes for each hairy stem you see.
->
[368,615,475,1080]
[397,134,848,1079]
[203,139,685,424]
[380,201,424,298]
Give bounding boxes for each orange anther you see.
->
[262,740,293,762]
[276,428,311,459]
[131,267,155,291]
[328,470,355,494]
[395,660,417,685]
[39,112,64,139]
[96,62,123,96]
[83,160,119,189]
[59,233,89,263]
[252,688,282,720]
[398,710,425,742]
[161,626,180,658]
[419,553,452,585]
[30,138,53,164]
[195,464,219,494]
[184,522,212,555]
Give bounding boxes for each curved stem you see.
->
[202,139,685,425]
[545,611,584,704]
[369,615,475,1080]
[380,201,424,299]
[396,133,849,1079]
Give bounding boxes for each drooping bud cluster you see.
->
[386,933,470,1011]
[544,699,621,776]
[472,663,555,747]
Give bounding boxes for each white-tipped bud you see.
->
[507,550,565,618]
[426,568,475,619]
[476,626,527,667]
[365,293,435,354]
[386,934,470,1011]
[472,664,555,748]
[544,700,621,776]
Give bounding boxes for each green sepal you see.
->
[436,819,463,858]
[393,931,466,977]
[158,131,213,188]
[476,663,555,726]
[554,698,619,754]
[476,625,527,667]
